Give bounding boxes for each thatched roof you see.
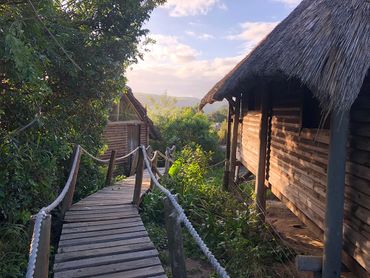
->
[200,0,370,112]
[125,87,161,140]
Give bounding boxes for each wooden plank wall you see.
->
[239,82,370,273]
[101,122,149,165]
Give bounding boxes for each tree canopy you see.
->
[0,0,164,275]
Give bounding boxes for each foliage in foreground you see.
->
[0,0,164,275]
[141,145,291,277]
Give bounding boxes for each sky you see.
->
[126,0,302,99]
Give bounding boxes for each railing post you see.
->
[105,150,117,187]
[150,153,158,190]
[60,145,81,216]
[33,214,52,278]
[164,196,187,278]
[132,147,144,206]
[164,148,170,175]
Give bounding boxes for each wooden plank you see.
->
[54,257,162,278]
[60,226,146,241]
[58,237,152,253]
[55,242,155,263]
[58,231,148,247]
[91,265,166,278]
[54,249,159,272]
[63,221,143,234]
[62,217,142,229]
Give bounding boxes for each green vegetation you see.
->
[140,145,292,277]
[147,97,223,161]
[0,0,164,275]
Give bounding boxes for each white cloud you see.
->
[226,21,278,52]
[126,34,242,97]
[163,0,226,17]
[272,0,301,7]
[186,30,215,40]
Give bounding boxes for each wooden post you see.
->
[60,145,81,216]
[105,150,117,187]
[296,255,322,278]
[33,214,52,278]
[132,148,144,206]
[322,110,350,278]
[164,148,171,175]
[255,91,270,222]
[229,96,241,188]
[150,154,158,190]
[164,197,187,278]
[223,102,232,190]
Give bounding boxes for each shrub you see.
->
[141,145,291,277]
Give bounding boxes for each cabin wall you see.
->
[101,121,149,164]
[239,83,370,273]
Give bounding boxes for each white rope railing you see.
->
[26,145,82,278]
[115,146,140,162]
[140,145,230,278]
[80,146,110,163]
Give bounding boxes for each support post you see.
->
[132,148,144,206]
[322,110,350,278]
[164,148,171,175]
[255,91,270,222]
[33,214,52,278]
[223,102,232,190]
[60,145,81,216]
[150,154,158,190]
[105,150,117,187]
[164,197,187,278]
[229,96,241,188]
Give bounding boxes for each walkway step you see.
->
[54,171,167,277]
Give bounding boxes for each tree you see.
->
[0,0,164,275]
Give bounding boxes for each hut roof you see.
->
[125,87,161,140]
[200,0,370,112]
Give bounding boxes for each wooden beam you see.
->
[223,102,232,190]
[322,110,350,278]
[255,91,270,222]
[105,150,117,187]
[132,149,144,206]
[34,214,52,278]
[61,145,82,216]
[164,197,187,278]
[229,95,241,187]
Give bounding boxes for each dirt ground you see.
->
[266,199,324,278]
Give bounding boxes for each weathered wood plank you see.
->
[58,237,152,253]
[55,242,155,263]
[54,249,159,272]
[91,265,166,278]
[54,257,162,278]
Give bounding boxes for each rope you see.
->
[114,146,140,162]
[141,145,229,278]
[26,211,47,278]
[80,146,110,163]
[26,146,81,277]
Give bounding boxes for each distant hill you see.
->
[134,92,227,114]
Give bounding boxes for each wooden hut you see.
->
[200,0,370,277]
[101,88,160,173]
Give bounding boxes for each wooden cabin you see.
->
[201,1,370,277]
[101,88,160,174]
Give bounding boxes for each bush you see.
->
[140,145,292,277]
[151,107,223,162]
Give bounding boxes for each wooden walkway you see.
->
[53,171,167,278]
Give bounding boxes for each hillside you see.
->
[134,92,227,114]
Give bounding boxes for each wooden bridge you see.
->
[53,172,166,278]
[26,145,229,278]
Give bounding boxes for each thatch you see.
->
[125,87,161,140]
[200,0,370,112]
